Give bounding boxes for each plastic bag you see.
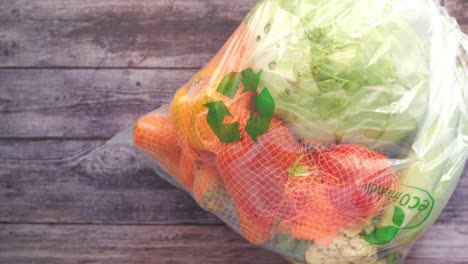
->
[110,0,468,263]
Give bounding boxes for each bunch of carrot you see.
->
[134,24,256,211]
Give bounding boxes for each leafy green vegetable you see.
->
[287,156,312,177]
[247,0,428,155]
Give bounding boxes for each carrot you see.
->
[133,112,182,177]
[133,112,196,190]
[176,149,196,191]
[237,208,273,245]
[134,113,179,151]
[192,163,226,212]
[280,181,344,246]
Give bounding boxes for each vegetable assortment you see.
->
[115,0,468,263]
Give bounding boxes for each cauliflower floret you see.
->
[305,226,385,264]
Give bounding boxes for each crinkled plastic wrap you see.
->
[111,0,468,263]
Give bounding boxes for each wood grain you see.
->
[0,140,220,224]
[1,139,466,226]
[0,224,467,264]
[0,0,464,69]
[407,224,468,264]
[446,0,468,33]
[0,224,288,264]
[0,0,467,263]
[0,69,194,138]
[0,0,255,68]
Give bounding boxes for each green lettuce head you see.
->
[246,0,429,156]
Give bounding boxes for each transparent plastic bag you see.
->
[110,0,468,263]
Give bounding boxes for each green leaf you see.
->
[288,156,304,173]
[241,68,262,93]
[392,206,405,227]
[292,166,311,177]
[254,0,428,151]
[362,226,399,245]
[245,88,275,142]
[217,72,241,99]
[204,101,241,143]
[288,156,312,177]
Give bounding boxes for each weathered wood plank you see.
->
[407,224,468,264]
[0,0,255,68]
[0,139,467,226]
[0,224,466,264]
[0,0,468,67]
[0,69,194,138]
[0,0,464,69]
[446,0,468,33]
[0,140,220,224]
[0,224,287,264]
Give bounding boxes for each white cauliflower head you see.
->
[304,227,387,264]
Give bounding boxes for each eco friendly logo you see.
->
[362,184,435,245]
[205,68,275,143]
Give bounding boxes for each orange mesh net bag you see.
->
[110,0,468,263]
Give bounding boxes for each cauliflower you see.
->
[304,226,387,264]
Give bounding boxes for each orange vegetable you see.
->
[314,144,399,222]
[170,24,257,152]
[217,117,301,224]
[134,112,195,190]
[176,149,196,191]
[192,163,226,212]
[280,178,343,246]
[237,208,273,245]
[134,113,179,151]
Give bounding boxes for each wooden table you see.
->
[0,1,467,263]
